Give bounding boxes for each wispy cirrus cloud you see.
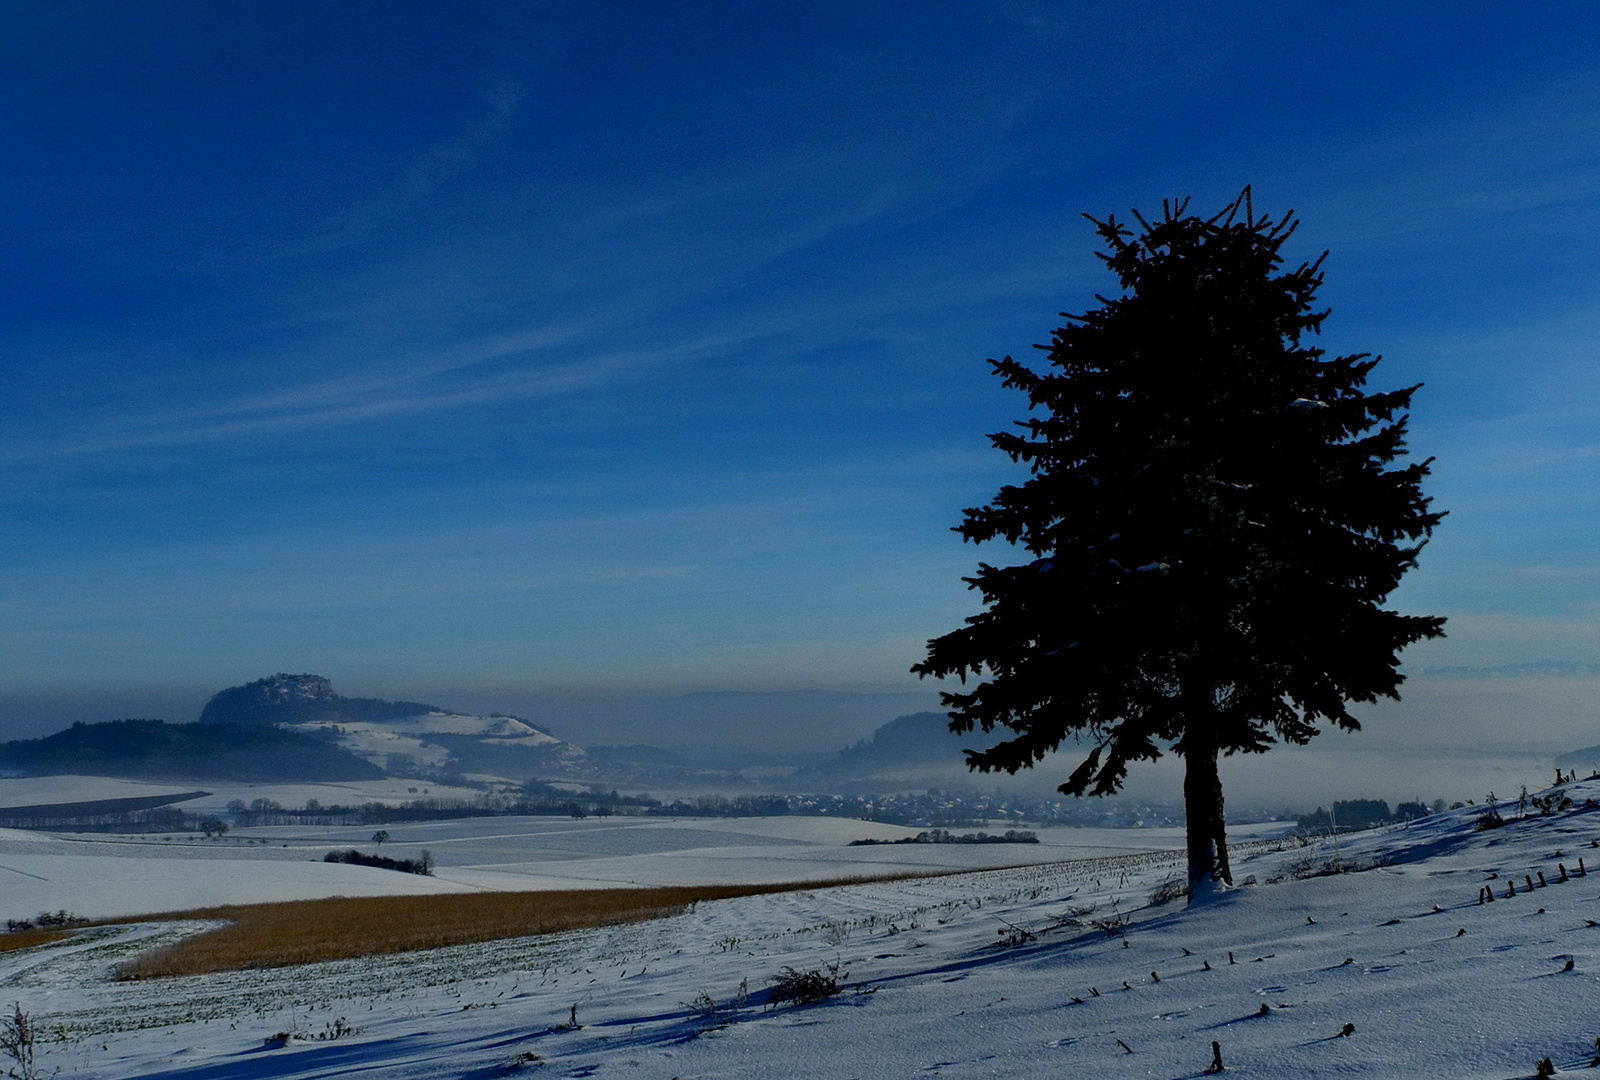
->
[286,75,527,257]
[2,126,1039,467]
[0,317,793,462]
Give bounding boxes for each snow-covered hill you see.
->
[195,674,590,780]
[6,785,1600,1078]
[287,710,585,775]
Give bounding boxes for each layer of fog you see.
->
[0,675,1593,816]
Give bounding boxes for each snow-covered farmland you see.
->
[0,815,1224,919]
[0,777,206,810]
[0,774,490,815]
[6,790,1600,1078]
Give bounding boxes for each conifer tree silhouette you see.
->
[913,190,1443,893]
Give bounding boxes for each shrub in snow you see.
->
[819,920,851,946]
[993,924,1035,948]
[1531,792,1572,815]
[1473,806,1506,830]
[263,1017,359,1049]
[1090,912,1128,938]
[1149,878,1189,905]
[320,1017,360,1040]
[0,1003,37,1080]
[768,962,845,1007]
[1268,852,1387,883]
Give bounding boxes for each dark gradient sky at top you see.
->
[4,3,1600,741]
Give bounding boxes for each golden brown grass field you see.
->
[0,928,71,953]
[111,876,923,979]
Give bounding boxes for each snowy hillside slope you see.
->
[198,674,589,780]
[286,711,586,776]
[7,786,1600,1078]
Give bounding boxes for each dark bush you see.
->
[768,962,844,1007]
[323,849,434,875]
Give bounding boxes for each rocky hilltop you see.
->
[198,673,439,727]
[199,674,587,779]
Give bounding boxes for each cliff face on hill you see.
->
[198,673,440,727]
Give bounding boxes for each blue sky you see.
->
[4,2,1600,761]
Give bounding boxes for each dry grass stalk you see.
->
[112,875,919,980]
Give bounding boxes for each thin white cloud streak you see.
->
[2,120,1039,465]
[1282,64,1600,252]
[286,76,527,257]
[0,314,799,462]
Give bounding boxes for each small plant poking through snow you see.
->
[768,962,845,1007]
[1268,852,1387,883]
[1090,900,1128,938]
[1475,793,1507,831]
[1531,792,1572,815]
[263,1018,359,1050]
[1148,878,1189,906]
[684,991,719,1019]
[0,1003,38,1080]
[319,1017,360,1041]
[994,924,1035,948]
[819,920,851,947]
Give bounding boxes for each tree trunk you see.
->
[1184,734,1232,896]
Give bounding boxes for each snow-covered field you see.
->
[5,790,1600,1079]
[0,815,1239,919]
[0,774,488,814]
[0,778,207,810]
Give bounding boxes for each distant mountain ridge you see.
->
[792,710,987,791]
[199,673,440,727]
[1419,661,1600,678]
[830,712,972,771]
[1556,742,1600,774]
